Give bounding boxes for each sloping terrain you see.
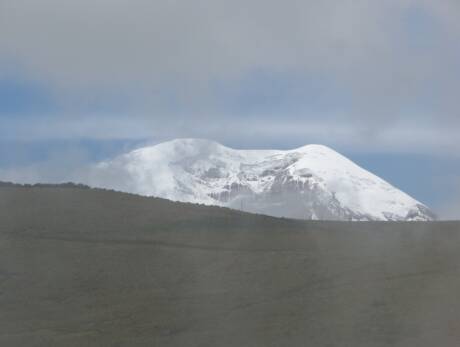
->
[0,184,459,347]
[84,138,435,221]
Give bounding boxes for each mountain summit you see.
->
[85,138,435,221]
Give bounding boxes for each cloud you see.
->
[2,112,459,158]
[0,0,393,86]
[0,1,457,93]
[434,175,460,220]
[0,0,459,154]
[0,145,91,184]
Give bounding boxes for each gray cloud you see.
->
[0,0,459,153]
[435,175,460,220]
[2,113,460,156]
[0,145,91,184]
[0,0,394,86]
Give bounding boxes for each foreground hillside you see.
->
[0,184,459,347]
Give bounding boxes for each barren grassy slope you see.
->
[0,185,459,346]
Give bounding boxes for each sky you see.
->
[0,0,459,219]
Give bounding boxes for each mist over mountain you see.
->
[82,138,435,221]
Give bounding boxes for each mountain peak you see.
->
[163,138,222,147]
[291,143,335,152]
[85,139,436,221]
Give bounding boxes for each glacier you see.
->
[83,138,436,221]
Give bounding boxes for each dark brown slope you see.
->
[0,185,459,347]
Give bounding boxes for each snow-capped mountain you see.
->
[84,138,435,221]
